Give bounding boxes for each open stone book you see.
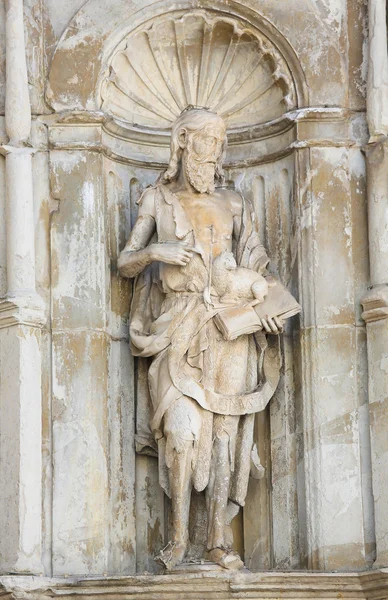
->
[214,279,301,341]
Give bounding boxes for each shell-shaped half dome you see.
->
[100,10,296,130]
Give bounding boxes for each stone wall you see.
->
[1,0,388,586]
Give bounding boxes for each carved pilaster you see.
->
[361,279,388,567]
[297,142,372,571]
[361,0,388,568]
[0,145,43,307]
[4,0,31,145]
[363,140,388,288]
[367,0,388,141]
[0,0,44,575]
[360,292,388,566]
[1,0,45,315]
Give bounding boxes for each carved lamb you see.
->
[212,251,269,304]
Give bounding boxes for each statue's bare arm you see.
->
[118,188,194,278]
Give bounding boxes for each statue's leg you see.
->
[165,438,192,557]
[157,396,202,569]
[206,421,231,550]
[206,414,244,570]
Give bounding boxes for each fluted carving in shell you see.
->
[101,11,296,129]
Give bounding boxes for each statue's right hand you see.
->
[149,243,194,266]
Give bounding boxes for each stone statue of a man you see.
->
[118,107,289,571]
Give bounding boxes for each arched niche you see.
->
[46,1,310,575]
[46,0,308,113]
[100,10,296,127]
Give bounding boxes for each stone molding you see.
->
[41,107,366,169]
[0,145,36,157]
[0,298,47,330]
[361,286,388,324]
[1,571,388,600]
[364,137,388,163]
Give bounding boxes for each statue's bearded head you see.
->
[163,108,227,193]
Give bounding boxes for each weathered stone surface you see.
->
[0,1,5,114]
[0,154,6,297]
[45,0,361,112]
[364,319,388,567]
[0,325,44,574]
[1,0,388,590]
[1,571,388,600]
[107,339,136,575]
[52,330,109,575]
[50,150,105,330]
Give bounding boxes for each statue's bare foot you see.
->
[155,540,187,571]
[207,547,244,570]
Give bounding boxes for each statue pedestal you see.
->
[168,560,250,575]
[168,560,227,574]
[1,571,388,600]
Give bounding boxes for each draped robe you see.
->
[129,185,281,505]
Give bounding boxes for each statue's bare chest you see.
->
[178,193,235,257]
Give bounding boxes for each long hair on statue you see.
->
[161,107,227,185]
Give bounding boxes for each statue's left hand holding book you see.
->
[214,278,301,341]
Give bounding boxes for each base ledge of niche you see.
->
[1,570,388,600]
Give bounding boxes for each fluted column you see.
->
[0,0,45,574]
[361,0,388,568]
[5,0,31,145]
[367,0,388,142]
[2,0,43,307]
